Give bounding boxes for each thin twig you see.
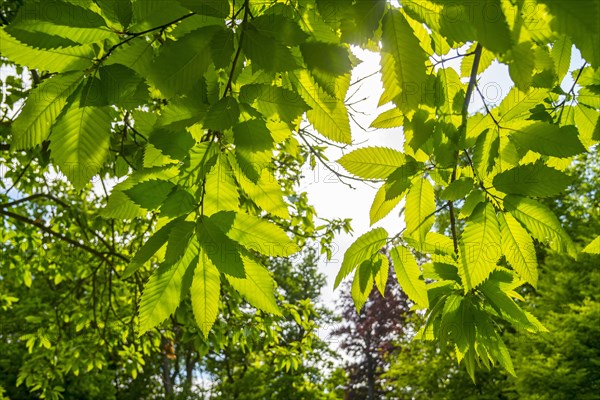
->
[429,51,476,69]
[99,13,196,63]
[296,131,383,188]
[475,83,501,128]
[223,0,250,97]
[4,156,34,195]
[557,63,587,122]
[0,193,69,209]
[448,43,483,256]
[350,71,379,87]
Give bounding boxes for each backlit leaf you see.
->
[334,228,388,288]
[338,147,408,179]
[405,176,435,244]
[191,251,221,338]
[458,202,501,292]
[493,163,572,197]
[390,245,428,308]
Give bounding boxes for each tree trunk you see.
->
[161,337,174,399]
[365,331,376,400]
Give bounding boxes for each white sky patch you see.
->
[304,45,586,307]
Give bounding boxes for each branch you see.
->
[448,43,483,256]
[462,43,483,126]
[557,63,587,122]
[4,155,34,195]
[0,193,69,209]
[475,83,501,128]
[0,209,130,264]
[429,50,476,69]
[223,0,251,97]
[99,13,196,63]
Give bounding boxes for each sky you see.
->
[1,39,583,311]
[305,45,583,308]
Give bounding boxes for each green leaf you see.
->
[460,42,495,77]
[390,245,428,308]
[539,0,600,68]
[250,13,307,46]
[105,39,154,77]
[203,154,240,216]
[243,24,299,72]
[149,26,219,97]
[374,253,390,296]
[408,109,435,151]
[239,84,310,123]
[160,188,196,218]
[236,168,290,219]
[405,176,435,244]
[48,103,113,189]
[124,180,175,210]
[498,213,538,287]
[574,104,600,146]
[480,276,540,331]
[510,122,586,158]
[385,162,422,199]
[96,0,133,29]
[11,71,82,149]
[9,3,115,45]
[334,228,388,288]
[579,87,600,109]
[124,218,184,278]
[93,64,148,108]
[101,167,180,219]
[369,183,403,225]
[380,9,428,110]
[225,256,281,315]
[211,211,297,257]
[582,235,600,254]
[458,202,501,292]
[459,189,485,219]
[493,163,572,197]
[196,215,245,278]
[496,87,548,123]
[209,27,234,69]
[138,238,198,335]
[191,251,221,338]
[13,0,107,29]
[233,119,274,182]
[351,260,375,312]
[131,0,190,31]
[578,67,600,86]
[177,0,229,17]
[507,42,536,90]
[164,221,196,267]
[440,177,474,201]
[148,129,195,162]
[439,293,464,351]
[290,70,351,144]
[203,97,240,132]
[370,107,404,129]
[156,84,209,130]
[472,128,500,178]
[300,41,352,76]
[470,0,512,54]
[551,35,572,82]
[338,147,409,179]
[0,29,94,73]
[504,195,576,257]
